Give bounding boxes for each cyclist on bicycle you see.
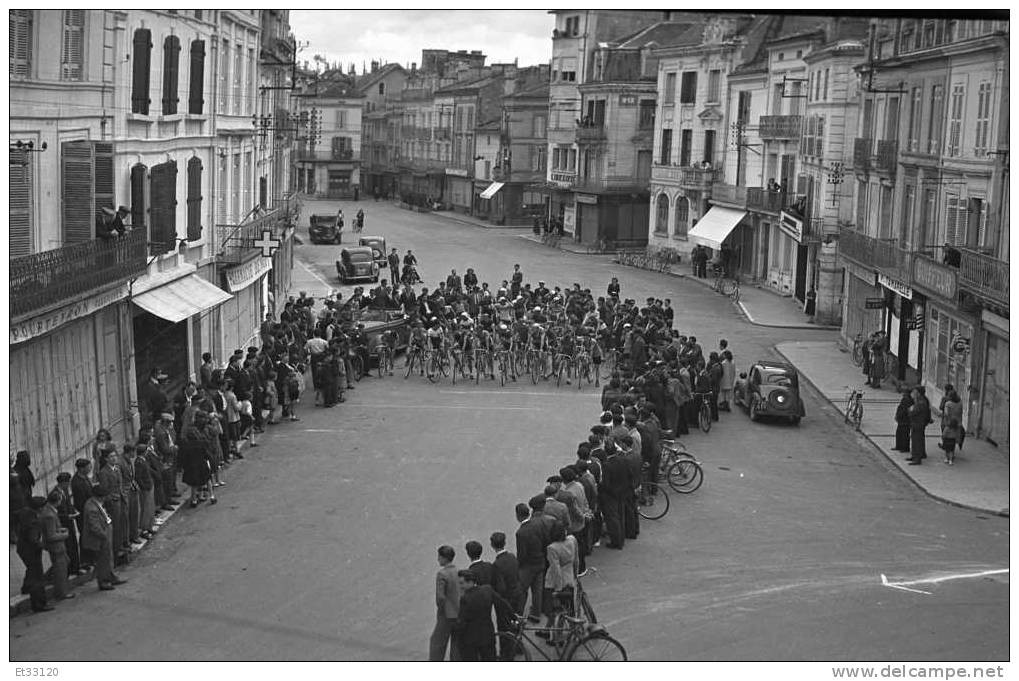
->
[426,318,445,353]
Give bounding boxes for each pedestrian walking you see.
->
[719,350,735,411]
[892,390,914,452]
[428,545,461,662]
[941,417,962,465]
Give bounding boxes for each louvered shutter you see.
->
[259,176,267,207]
[10,149,32,257]
[186,157,203,241]
[132,28,152,114]
[61,9,84,80]
[131,164,147,229]
[150,161,178,254]
[188,40,205,114]
[93,142,114,223]
[162,35,180,115]
[10,10,32,78]
[62,140,94,243]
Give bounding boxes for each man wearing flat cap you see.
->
[138,367,169,429]
[153,412,179,506]
[81,485,126,591]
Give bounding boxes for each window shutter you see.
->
[10,149,32,257]
[61,9,84,80]
[10,10,33,78]
[186,157,203,241]
[131,163,147,229]
[188,40,205,114]
[62,140,94,243]
[162,35,180,115]
[93,142,114,224]
[150,161,178,254]
[258,176,267,207]
[132,28,152,114]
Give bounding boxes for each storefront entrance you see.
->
[980,333,1009,449]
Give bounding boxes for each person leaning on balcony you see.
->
[96,206,130,240]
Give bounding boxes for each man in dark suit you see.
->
[137,368,169,429]
[465,540,494,587]
[80,485,126,591]
[428,545,461,661]
[490,531,521,660]
[70,459,94,569]
[455,570,512,661]
[599,439,631,549]
[514,501,546,622]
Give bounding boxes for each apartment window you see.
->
[10,148,33,256]
[900,184,915,247]
[862,98,874,139]
[816,117,824,157]
[812,71,820,101]
[636,150,652,179]
[879,185,893,238]
[927,84,945,154]
[561,70,576,82]
[660,128,672,165]
[944,194,964,246]
[60,10,84,80]
[663,72,676,105]
[737,91,751,124]
[703,130,716,165]
[131,28,153,114]
[946,84,964,156]
[674,197,689,237]
[150,160,178,253]
[162,36,181,115]
[378,82,385,95]
[823,68,829,100]
[533,115,547,138]
[186,157,203,241]
[568,148,576,171]
[336,110,347,128]
[232,42,242,115]
[885,97,900,141]
[967,197,985,248]
[10,10,32,78]
[533,145,546,172]
[131,163,147,230]
[219,39,229,112]
[707,70,721,103]
[62,140,113,243]
[974,82,991,156]
[655,194,669,233]
[907,86,922,152]
[855,180,868,232]
[679,129,692,166]
[188,40,205,114]
[679,72,697,104]
[637,100,655,129]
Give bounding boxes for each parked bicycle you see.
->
[845,386,864,430]
[496,612,627,662]
[692,391,714,433]
[375,343,394,377]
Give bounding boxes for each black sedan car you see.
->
[309,214,341,244]
[733,361,805,425]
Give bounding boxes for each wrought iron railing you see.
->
[839,230,911,280]
[216,194,300,265]
[959,247,1009,307]
[575,124,606,143]
[710,183,748,207]
[747,187,790,213]
[573,175,648,193]
[680,166,718,188]
[874,139,898,175]
[853,138,873,172]
[10,228,148,319]
[758,115,803,140]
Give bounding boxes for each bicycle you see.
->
[496,348,514,386]
[375,344,394,378]
[666,458,704,494]
[348,352,365,383]
[845,386,864,430]
[449,347,466,385]
[404,345,426,379]
[728,276,741,303]
[426,346,449,383]
[693,391,713,433]
[474,347,494,383]
[495,613,627,662]
[553,353,573,388]
[636,467,670,520]
[574,351,592,390]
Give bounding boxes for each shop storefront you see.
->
[923,303,974,427]
[842,263,884,345]
[220,251,273,355]
[973,309,1009,450]
[446,169,472,213]
[876,273,919,385]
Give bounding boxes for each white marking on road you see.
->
[880,568,1009,595]
[439,389,597,397]
[297,258,335,291]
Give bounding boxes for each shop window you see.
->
[674,197,689,237]
[655,194,669,234]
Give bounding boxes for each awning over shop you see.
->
[132,274,232,323]
[479,182,505,200]
[688,206,747,250]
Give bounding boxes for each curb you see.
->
[423,209,526,231]
[10,441,255,618]
[772,344,1008,518]
[737,300,841,330]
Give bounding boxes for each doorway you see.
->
[794,244,808,301]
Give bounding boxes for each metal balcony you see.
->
[575,124,606,143]
[746,187,790,213]
[839,230,911,281]
[959,248,1009,309]
[10,228,148,319]
[710,183,748,208]
[758,115,803,140]
[216,196,300,265]
[853,138,873,172]
[573,176,648,193]
[680,166,718,189]
[874,139,898,176]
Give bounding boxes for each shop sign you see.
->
[864,297,886,309]
[225,254,273,292]
[576,194,597,205]
[550,171,576,188]
[445,167,468,177]
[912,257,957,300]
[778,211,803,243]
[10,283,129,345]
[619,94,638,106]
[877,273,912,300]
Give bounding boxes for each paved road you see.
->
[11,200,1008,661]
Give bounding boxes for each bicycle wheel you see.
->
[667,459,704,494]
[495,631,532,662]
[426,354,438,383]
[851,343,863,367]
[637,481,669,520]
[499,356,507,387]
[843,396,855,422]
[556,361,565,388]
[698,401,712,433]
[438,352,449,378]
[376,351,385,378]
[851,402,863,430]
[730,283,741,304]
[405,352,416,379]
[530,353,540,385]
[566,632,627,661]
[350,356,364,382]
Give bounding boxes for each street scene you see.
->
[9,9,1009,668]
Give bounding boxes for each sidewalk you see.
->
[774,340,1009,517]
[407,205,529,231]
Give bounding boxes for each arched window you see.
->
[655,193,669,233]
[674,196,689,237]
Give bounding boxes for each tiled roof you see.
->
[617,20,704,49]
[355,63,407,94]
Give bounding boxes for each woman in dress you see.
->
[180,410,213,507]
[543,525,580,636]
[201,400,225,491]
[91,429,117,478]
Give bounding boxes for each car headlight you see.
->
[775,394,786,404]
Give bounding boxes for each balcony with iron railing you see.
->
[573,175,649,194]
[710,183,748,208]
[874,139,898,176]
[959,247,1009,309]
[853,138,873,172]
[575,123,606,143]
[216,196,300,265]
[838,230,912,281]
[10,228,149,320]
[758,115,803,140]
[746,187,792,213]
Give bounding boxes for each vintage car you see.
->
[358,235,387,269]
[350,307,412,358]
[336,247,379,284]
[733,361,805,425]
[309,214,341,244]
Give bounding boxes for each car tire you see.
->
[790,416,801,426]
[749,395,761,422]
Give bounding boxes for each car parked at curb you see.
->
[336,247,379,284]
[733,361,805,425]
